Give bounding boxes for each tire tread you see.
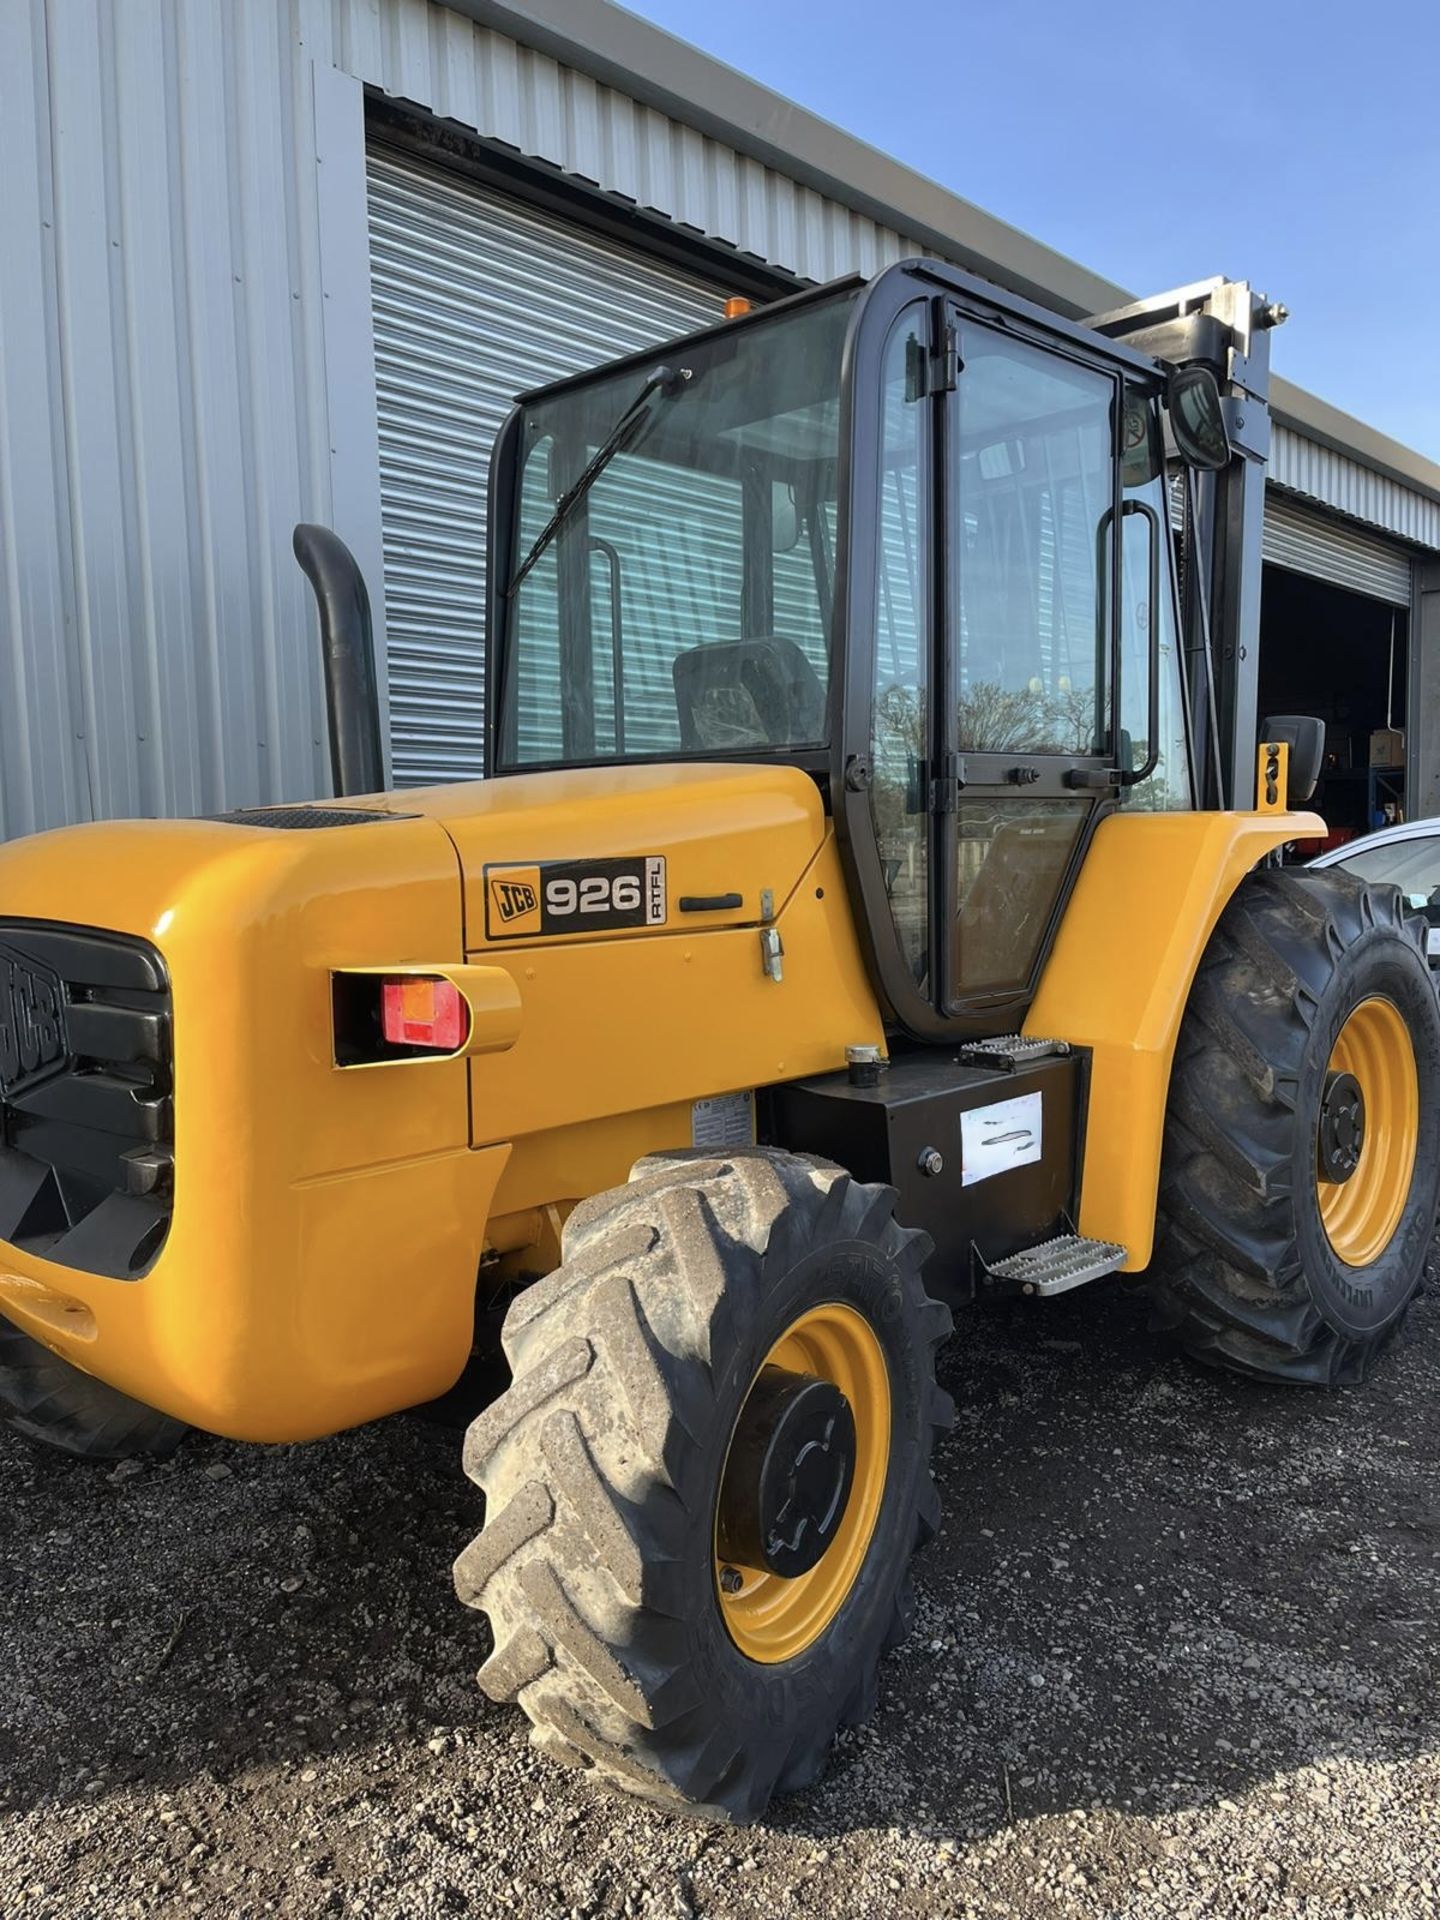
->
[1149,868,1439,1384]
[456,1148,950,1820]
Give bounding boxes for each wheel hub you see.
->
[1318,1069,1366,1183]
[716,1365,856,1579]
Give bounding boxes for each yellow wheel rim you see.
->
[1318,996,1419,1268]
[715,1303,891,1665]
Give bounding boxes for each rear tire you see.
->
[455,1148,952,1822]
[0,1317,188,1459]
[1148,868,1440,1384]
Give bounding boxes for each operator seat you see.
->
[672,637,826,752]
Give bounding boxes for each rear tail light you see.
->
[331,964,520,1068]
[332,971,472,1066]
[381,976,467,1051]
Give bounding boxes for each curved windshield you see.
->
[497,290,856,769]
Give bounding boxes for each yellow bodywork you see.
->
[0,765,879,1440]
[1025,805,1322,1267]
[0,755,1318,1440]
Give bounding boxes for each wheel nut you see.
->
[719,1566,743,1594]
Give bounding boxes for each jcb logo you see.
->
[493,878,537,923]
[484,855,666,939]
[0,945,69,1099]
[485,865,543,939]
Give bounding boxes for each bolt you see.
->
[917,1147,944,1177]
[719,1566,743,1594]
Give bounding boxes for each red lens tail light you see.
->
[381,976,467,1052]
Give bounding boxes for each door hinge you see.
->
[929,322,960,395]
[929,752,967,813]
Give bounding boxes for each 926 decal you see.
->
[485,856,666,939]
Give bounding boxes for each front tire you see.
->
[455,1149,952,1822]
[1148,868,1440,1384]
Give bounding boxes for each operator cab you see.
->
[487,261,1203,1040]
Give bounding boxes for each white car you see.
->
[1309,820,1440,961]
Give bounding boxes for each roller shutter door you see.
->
[1262,493,1412,606]
[366,146,726,784]
[1170,473,1412,608]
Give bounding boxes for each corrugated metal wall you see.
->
[1273,425,1440,551]
[332,0,919,284]
[0,0,340,840]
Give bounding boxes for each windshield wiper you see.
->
[507,363,691,596]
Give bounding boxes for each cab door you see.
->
[845,284,1140,1041]
[935,308,1121,1024]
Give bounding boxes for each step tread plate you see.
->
[958,1034,1071,1068]
[987,1232,1127,1297]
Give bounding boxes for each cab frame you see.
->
[484,259,1189,1044]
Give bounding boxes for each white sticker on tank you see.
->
[960,1091,1043,1187]
[692,1090,756,1150]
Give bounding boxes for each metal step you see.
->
[957,1034,1070,1071]
[984,1233,1127,1297]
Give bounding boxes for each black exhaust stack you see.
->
[292,523,385,798]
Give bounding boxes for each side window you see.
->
[954,333,1114,756]
[869,311,930,981]
[1118,394,1192,809]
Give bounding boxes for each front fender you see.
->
[1024,809,1323,1268]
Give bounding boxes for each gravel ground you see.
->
[2,1256,1438,1920]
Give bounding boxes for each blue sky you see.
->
[626,0,1440,461]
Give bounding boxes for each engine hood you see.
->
[0,762,828,1007]
[376,761,829,950]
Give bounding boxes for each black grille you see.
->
[0,921,173,1280]
[206,807,410,829]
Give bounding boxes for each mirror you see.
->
[1167,364,1231,471]
[1261,712,1325,805]
[771,480,800,554]
[1119,398,1163,489]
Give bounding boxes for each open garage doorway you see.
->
[1259,564,1409,855]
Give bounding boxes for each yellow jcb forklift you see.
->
[2,262,1436,1822]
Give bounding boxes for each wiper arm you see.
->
[507,363,690,596]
